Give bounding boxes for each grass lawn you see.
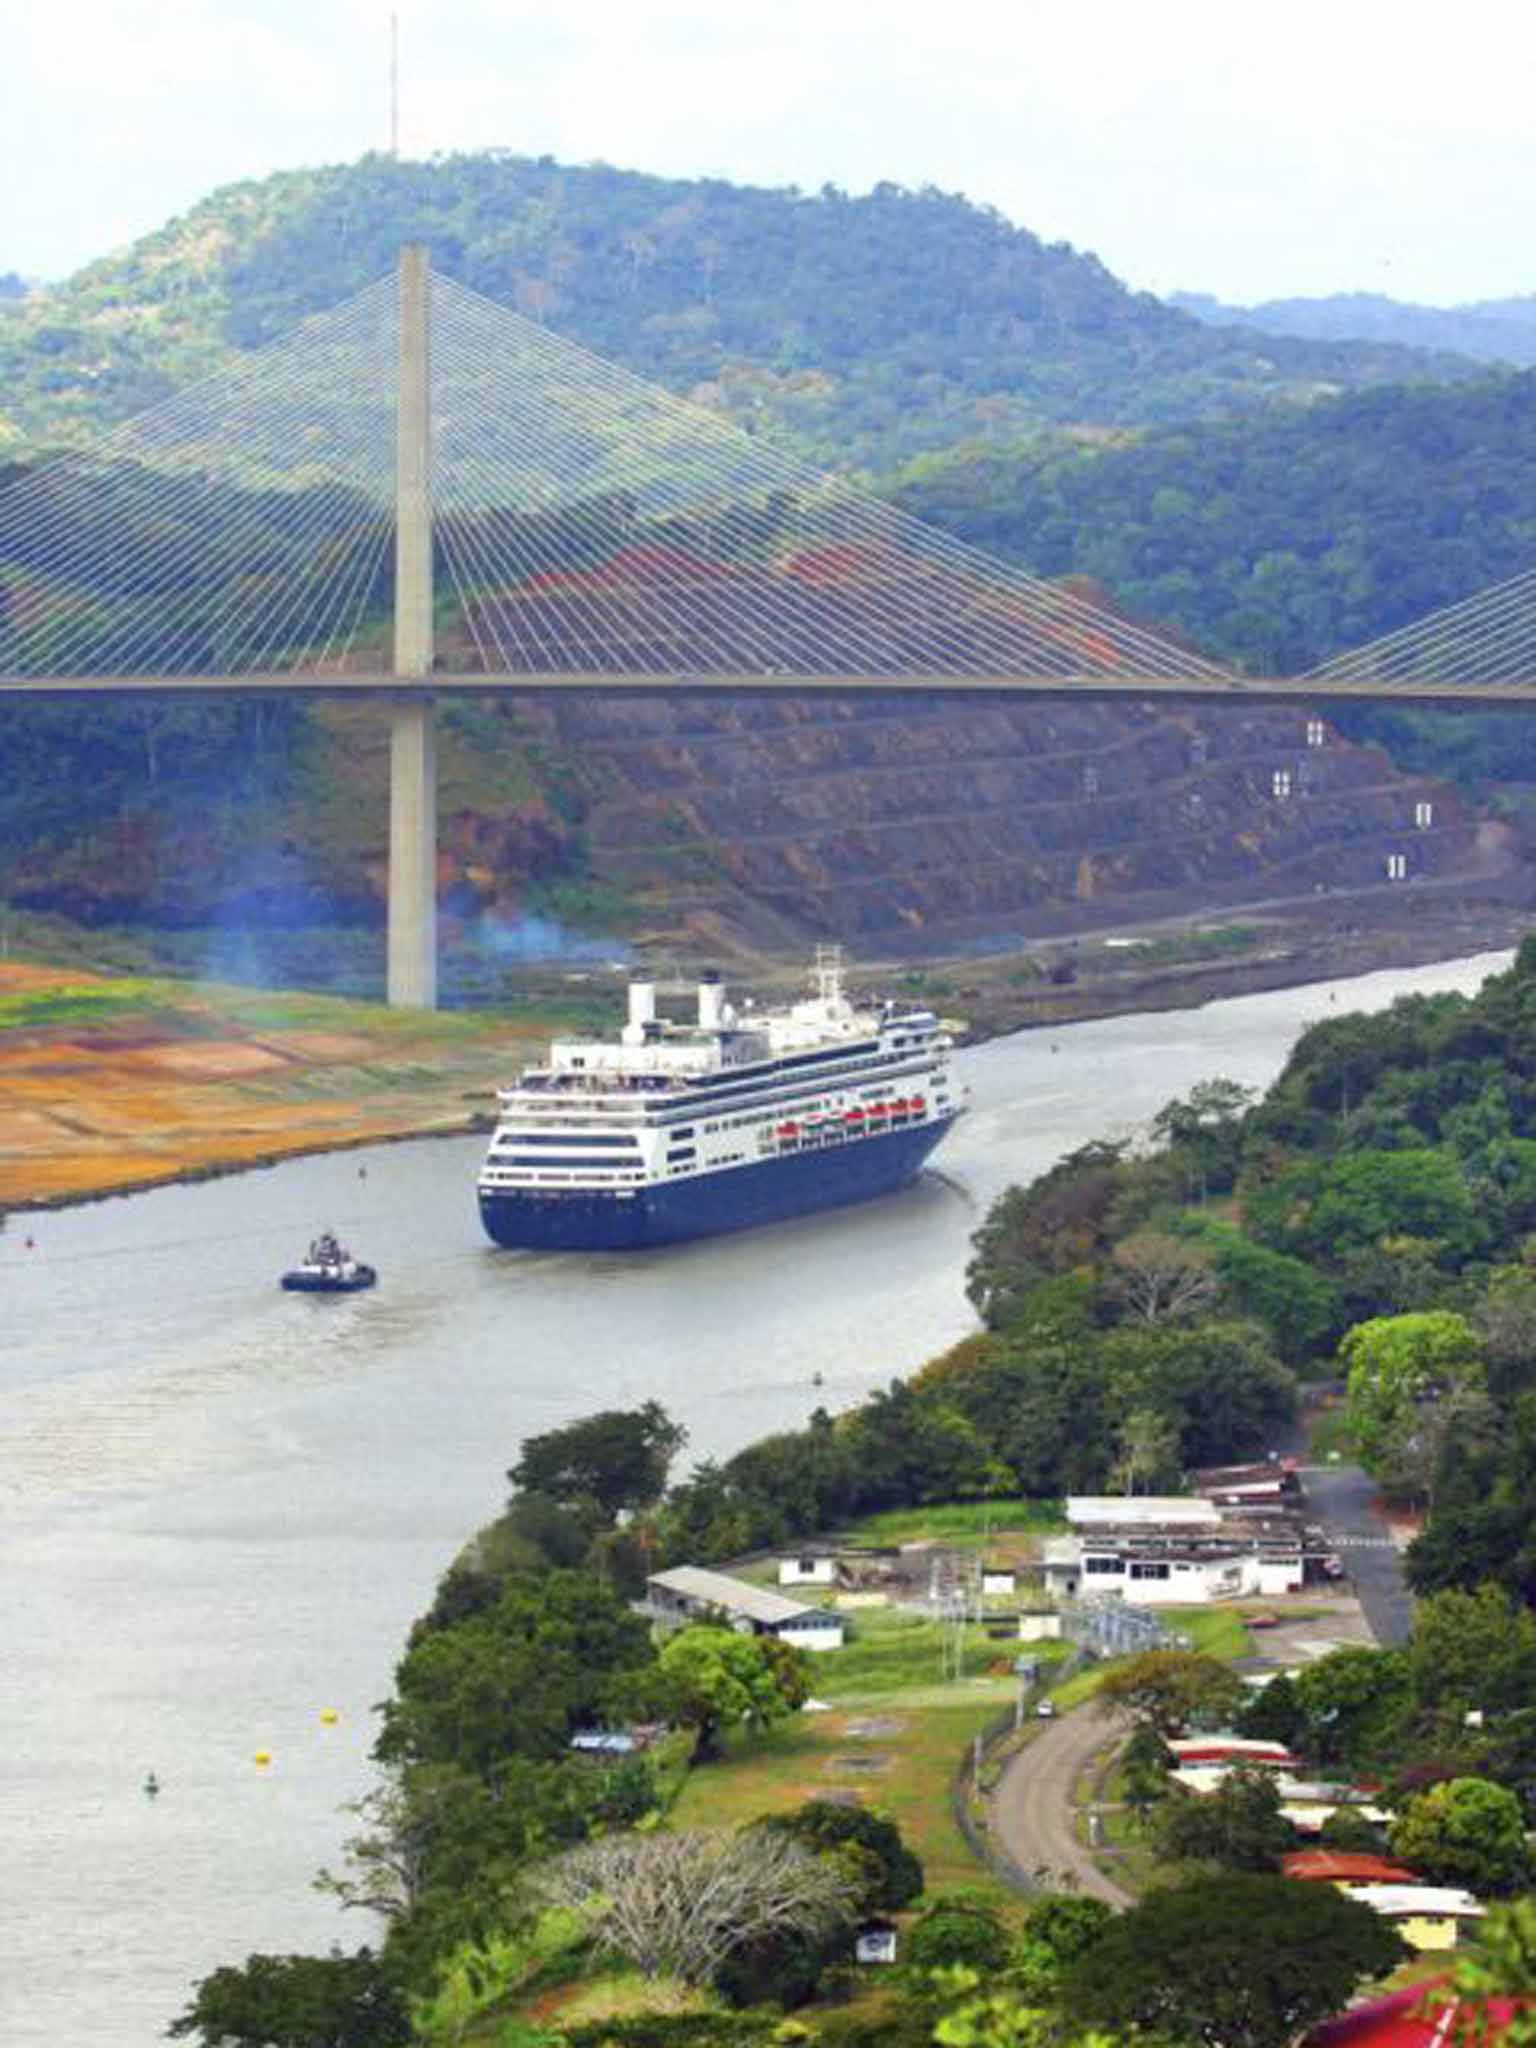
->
[1166,1607,1253,1659]
[669,1609,1055,1902]
[837,1498,1065,1548]
[1086,1757,1163,1894]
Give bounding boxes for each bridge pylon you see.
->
[387,243,438,1010]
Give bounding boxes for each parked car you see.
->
[1036,1699,1057,1719]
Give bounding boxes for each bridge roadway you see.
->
[3,669,1536,705]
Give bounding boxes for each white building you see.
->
[1066,1496,1222,1530]
[1342,1885,1484,1953]
[1017,1610,1064,1642]
[1043,1527,1304,1606]
[647,1565,845,1649]
[778,1551,837,1588]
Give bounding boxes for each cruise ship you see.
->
[476,951,966,1250]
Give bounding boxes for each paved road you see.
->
[1301,1462,1415,1648]
[991,1707,1131,1906]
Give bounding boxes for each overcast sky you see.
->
[10,0,1536,306]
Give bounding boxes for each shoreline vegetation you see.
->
[0,887,1527,1214]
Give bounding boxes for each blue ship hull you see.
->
[478,1117,956,1251]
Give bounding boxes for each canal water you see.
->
[0,951,1511,2045]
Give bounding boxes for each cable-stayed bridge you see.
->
[2,248,1533,1005]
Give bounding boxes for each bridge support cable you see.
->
[419,270,1232,686]
[0,282,398,678]
[1308,565,1536,695]
[0,253,1233,691]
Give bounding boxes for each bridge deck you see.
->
[2,671,1533,705]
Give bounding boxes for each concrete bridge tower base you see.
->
[387,698,437,1008]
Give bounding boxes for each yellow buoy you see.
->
[253,1750,271,1767]
[319,1709,338,1726]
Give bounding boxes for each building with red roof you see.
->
[1305,1977,1521,2046]
[1284,1852,1421,1887]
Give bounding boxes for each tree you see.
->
[845,1380,1006,1506]
[1237,1670,1305,1749]
[1110,1232,1217,1325]
[1409,1583,1536,1722]
[1440,1898,1536,2048]
[1152,1763,1294,1871]
[1293,1646,1412,1771]
[1062,1875,1406,2048]
[1096,1649,1244,1737]
[1108,1407,1182,1496]
[965,1144,1128,1327]
[1287,1148,1479,1265]
[1340,1310,1483,1471]
[1119,1724,1174,1828]
[1376,1382,1499,1509]
[1197,1224,1341,1364]
[930,1337,1117,1496]
[1008,1894,1116,2002]
[1389,1777,1531,1895]
[376,1572,655,1774]
[771,1799,923,1910]
[314,1758,633,1930]
[1017,1893,1113,1975]
[905,1899,1013,1973]
[543,1828,858,1984]
[1100,1320,1296,1468]
[1406,1498,1534,1600]
[1478,1268,1536,1401]
[508,1402,686,1523]
[932,1982,1127,2048]
[1318,1807,1390,1853]
[1151,1076,1256,1196]
[657,1626,803,1761]
[168,1949,409,2048]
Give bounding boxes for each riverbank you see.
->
[1,885,1526,1212]
[0,968,552,1211]
[886,882,1533,1043]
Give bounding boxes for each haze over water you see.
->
[0,952,1511,2045]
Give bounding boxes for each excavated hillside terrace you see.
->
[533,693,1481,951]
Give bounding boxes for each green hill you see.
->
[0,152,1478,473]
[1172,288,1536,369]
[892,373,1536,785]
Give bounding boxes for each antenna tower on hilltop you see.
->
[389,11,400,157]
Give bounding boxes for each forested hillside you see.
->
[1173,288,1536,368]
[895,377,1536,673]
[0,153,1475,472]
[895,375,1536,787]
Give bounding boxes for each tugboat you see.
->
[280,1231,377,1293]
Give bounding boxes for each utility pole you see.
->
[389,11,400,157]
[387,242,437,1009]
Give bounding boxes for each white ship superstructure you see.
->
[477,950,965,1250]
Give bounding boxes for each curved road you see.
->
[991,1707,1131,1906]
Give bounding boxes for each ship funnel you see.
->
[697,969,725,1031]
[623,975,657,1046]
